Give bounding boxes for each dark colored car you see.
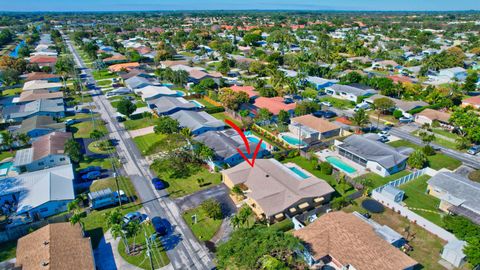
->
[151,217,169,236]
[81,170,101,181]
[283,98,294,104]
[116,116,126,122]
[152,178,165,190]
[312,110,325,118]
[79,166,102,175]
[323,110,337,119]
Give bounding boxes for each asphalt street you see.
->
[63,33,214,270]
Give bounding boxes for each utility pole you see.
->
[110,153,122,208]
[144,229,154,270]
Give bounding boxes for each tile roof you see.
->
[14,132,71,166]
[23,80,62,91]
[230,85,258,98]
[29,55,57,64]
[253,97,297,115]
[222,158,334,216]
[25,72,61,82]
[148,96,197,114]
[18,90,64,103]
[462,96,480,106]
[291,114,341,133]
[416,109,451,123]
[16,222,94,270]
[293,212,417,270]
[108,62,140,72]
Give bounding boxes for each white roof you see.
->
[23,80,62,91]
[134,85,177,99]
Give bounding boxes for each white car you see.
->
[321,101,332,107]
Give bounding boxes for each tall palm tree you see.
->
[16,133,30,146]
[351,109,370,133]
[125,221,141,253]
[1,132,14,152]
[111,223,130,254]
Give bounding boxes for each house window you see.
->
[38,162,45,166]
[376,165,382,171]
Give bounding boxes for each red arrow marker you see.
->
[225,119,263,167]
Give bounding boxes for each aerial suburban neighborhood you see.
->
[0,3,479,270]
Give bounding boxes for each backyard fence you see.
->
[0,213,70,243]
[374,168,432,193]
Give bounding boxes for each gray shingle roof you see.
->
[14,115,65,135]
[148,96,197,114]
[428,172,480,215]
[328,84,376,97]
[7,99,64,120]
[124,76,151,89]
[170,111,224,133]
[194,129,257,159]
[338,135,410,169]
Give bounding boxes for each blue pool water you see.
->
[175,90,186,96]
[247,136,267,149]
[190,100,204,108]
[0,162,13,177]
[326,156,356,174]
[289,167,309,179]
[280,134,307,147]
[10,41,26,58]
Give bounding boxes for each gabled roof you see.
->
[29,55,57,64]
[7,99,64,120]
[194,129,259,160]
[253,97,296,115]
[222,158,334,216]
[416,109,451,123]
[14,115,65,135]
[338,135,410,169]
[124,76,151,89]
[17,90,64,103]
[462,96,480,106]
[134,85,177,99]
[14,132,71,166]
[23,80,62,91]
[293,212,417,270]
[108,62,140,72]
[16,222,94,270]
[366,94,428,112]
[148,96,196,114]
[25,72,61,82]
[230,85,258,98]
[327,84,376,97]
[171,110,224,133]
[291,115,341,133]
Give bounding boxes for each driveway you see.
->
[129,126,155,138]
[94,230,141,270]
[175,184,237,216]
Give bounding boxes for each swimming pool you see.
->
[247,136,267,149]
[0,162,13,177]
[189,100,204,108]
[289,167,309,179]
[280,134,307,147]
[326,156,357,174]
[175,90,186,96]
[10,41,26,58]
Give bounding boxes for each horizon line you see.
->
[0,9,480,13]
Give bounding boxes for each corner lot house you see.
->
[427,172,480,225]
[14,132,71,172]
[365,94,428,114]
[170,110,224,136]
[335,134,412,176]
[194,129,269,168]
[16,222,95,270]
[222,158,334,222]
[293,211,418,270]
[13,115,66,139]
[289,114,341,144]
[325,84,377,102]
[0,164,75,221]
[414,109,452,128]
[147,96,198,115]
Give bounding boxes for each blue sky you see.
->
[1,0,479,11]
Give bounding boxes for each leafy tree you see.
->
[111,223,129,254]
[55,56,75,87]
[393,109,403,119]
[201,199,223,220]
[341,71,363,84]
[373,97,395,127]
[407,149,428,169]
[117,98,137,118]
[64,138,82,163]
[0,68,21,86]
[463,71,478,93]
[197,78,216,90]
[194,143,215,160]
[216,226,304,270]
[90,129,106,142]
[331,195,353,210]
[243,33,262,46]
[294,101,319,116]
[443,215,480,266]
[419,131,436,146]
[256,108,272,124]
[450,107,480,143]
[219,88,249,110]
[277,110,290,125]
[154,116,180,134]
[351,108,370,131]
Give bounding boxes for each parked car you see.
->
[151,178,165,190]
[79,166,102,175]
[354,102,370,112]
[321,101,332,107]
[151,217,169,236]
[283,98,294,104]
[399,116,413,123]
[312,110,325,118]
[467,145,480,155]
[378,130,389,136]
[81,170,101,181]
[64,119,78,125]
[123,212,142,226]
[323,110,337,119]
[116,116,126,122]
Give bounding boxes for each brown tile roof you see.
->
[291,114,341,133]
[253,97,297,115]
[463,96,480,106]
[222,159,334,216]
[416,109,451,123]
[293,212,418,270]
[29,56,57,64]
[230,85,258,98]
[108,62,140,72]
[18,90,64,103]
[16,223,95,270]
[102,54,127,62]
[32,132,71,160]
[160,60,189,67]
[25,72,61,82]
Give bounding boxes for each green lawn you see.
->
[133,133,186,156]
[0,240,16,262]
[71,120,108,138]
[182,206,222,241]
[0,150,15,162]
[397,175,444,226]
[60,113,99,121]
[78,156,116,171]
[118,223,170,269]
[1,87,22,96]
[431,128,459,140]
[194,99,217,108]
[354,170,411,189]
[153,164,222,198]
[87,140,114,154]
[124,117,158,130]
[92,70,117,80]
[388,140,462,171]
[96,79,112,87]
[319,96,355,109]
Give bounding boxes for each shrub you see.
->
[205,106,225,114]
[422,145,436,156]
[201,199,223,220]
[393,109,403,119]
[273,153,285,161]
[468,170,480,182]
[319,162,333,175]
[287,150,298,158]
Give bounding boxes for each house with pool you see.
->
[287,115,342,146]
[134,85,179,101]
[222,158,334,223]
[332,134,413,177]
[193,129,269,169]
[147,96,200,116]
[170,110,224,136]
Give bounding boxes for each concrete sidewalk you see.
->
[129,126,155,138]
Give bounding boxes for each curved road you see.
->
[63,33,214,270]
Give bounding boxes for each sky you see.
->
[0,0,479,12]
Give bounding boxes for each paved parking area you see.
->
[174,184,237,216]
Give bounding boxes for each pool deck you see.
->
[315,149,367,178]
[278,132,308,148]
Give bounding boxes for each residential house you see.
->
[134,85,178,101]
[335,134,413,176]
[124,75,152,90]
[427,172,480,225]
[461,96,480,109]
[170,110,224,136]
[289,115,341,145]
[12,115,65,139]
[194,129,269,168]
[147,96,198,115]
[15,90,64,104]
[230,85,258,98]
[22,80,62,92]
[0,164,75,221]
[108,62,140,73]
[103,54,127,65]
[325,84,377,102]
[307,76,338,90]
[159,60,189,68]
[24,72,61,82]
[170,64,222,84]
[365,94,428,115]
[222,158,334,222]
[414,109,452,129]
[251,96,297,115]
[2,98,65,123]
[372,60,399,70]
[13,132,71,172]
[293,211,418,270]
[16,222,95,270]
[29,55,57,69]
[438,67,468,81]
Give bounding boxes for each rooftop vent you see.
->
[43,241,49,246]
[265,174,269,178]
[42,261,49,267]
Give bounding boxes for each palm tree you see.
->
[16,133,30,146]
[105,209,123,227]
[111,223,130,254]
[1,132,14,152]
[125,220,141,253]
[351,109,370,133]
